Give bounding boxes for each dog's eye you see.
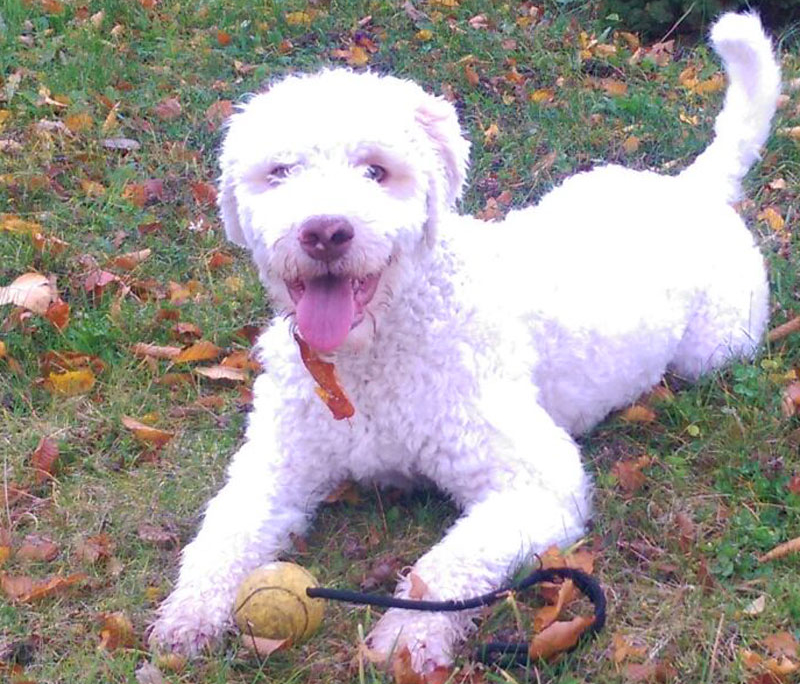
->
[268,164,293,180]
[364,165,387,183]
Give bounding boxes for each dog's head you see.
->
[217,69,470,353]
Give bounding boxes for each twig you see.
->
[758,536,800,563]
[768,315,800,343]
[707,612,724,684]
[658,1,697,44]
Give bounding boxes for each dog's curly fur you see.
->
[150,12,780,675]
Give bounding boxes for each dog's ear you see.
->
[415,95,470,207]
[217,152,248,248]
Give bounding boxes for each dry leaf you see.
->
[153,97,181,120]
[135,662,167,684]
[30,436,59,483]
[75,533,115,564]
[170,322,202,342]
[296,334,355,420]
[137,523,178,548]
[763,631,799,659]
[110,248,152,271]
[194,365,247,382]
[45,299,70,330]
[0,272,57,314]
[98,611,136,650]
[46,368,96,396]
[16,535,59,562]
[534,579,576,631]
[743,595,766,616]
[623,661,677,682]
[190,181,217,206]
[174,340,221,363]
[529,615,594,660]
[612,633,648,666]
[768,316,800,343]
[121,416,174,448]
[132,343,182,360]
[393,646,425,684]
[611,455,651,494]
[240,634,290,657]
[621,405,656,423]
[5,572,88,602]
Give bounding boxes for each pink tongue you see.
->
[296,275,355,352]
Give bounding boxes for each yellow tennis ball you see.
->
[233,562,325,643]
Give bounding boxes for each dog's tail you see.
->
[679,12,781,202]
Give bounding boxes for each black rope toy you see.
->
[307,566,606,665]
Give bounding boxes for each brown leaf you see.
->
[83,269,122,298]
[534,579,576,631]
[109,248,152,271]
[174,340,221,363]
[207,251,233,270]
[98,611,136,650]
[121,416,174,448]
[769,316,800,343]
[153,97,181,120]
[324,481,361,505]
[393,646,425,684]
[190,181,218,206]
[623,661,677,682]
[75,533,115,564]
[611,455,651,494]
[44,299,70,330]
[135,662,167,684]
[758,536,800,563]
[675,512,695,553]
[9,572,88,602]
[123,179,164,207]
[296,334,355,420]
[170,322,202,343]
[240,633,289,658]
[137,523,178,548]
[763,632,799,659]
[205,100,234,129]
[612,633,648,666]
[16,535,59,562]
[30,436,59,483]
[528,615,594,660]
[131,342,182,360]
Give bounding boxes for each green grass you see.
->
[1,0,800,682]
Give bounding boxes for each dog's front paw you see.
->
[149,589,232,656]
[366,609,469,676]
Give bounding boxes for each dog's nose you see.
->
[299,217,355,261]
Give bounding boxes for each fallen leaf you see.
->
[529,615,595,660]
[46,369,96,396]
[174,340,221,363]
[621,405,656,423]
[137,523,178,548]
[153,97,181,120]
[781,383,800,418]
[190,181,217,206]
[611,455,651,494]
[83,269,123,298]
[101,137,141,151]
[240,634,289,658]
[205,100,234,129]
[612,633,648,666]
[768,316,800,343]
[0,272,57,314]
[30,436,59,484]
[109,248,152,271]
[534,579,576,631]
[393,646,425,684]
[131,343,182,360]
[194,365,247,382]
[6,572,88,602]
[324,481,361,505]
[758,206,785,233]
[16,535,59,562]
[170,322,202,342]
[44,299,70,330]
[98,611,136,650]
[207,251,233,270]
[763,631,798,659]
[121,417,174,448]
[75,533,115,564]
[623,661,677,682]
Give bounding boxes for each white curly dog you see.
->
[151,12,780,675]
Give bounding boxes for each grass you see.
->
[1,0,800,682]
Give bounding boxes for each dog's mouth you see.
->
[286,272,381,352]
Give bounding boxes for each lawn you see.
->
[1,0,799,682]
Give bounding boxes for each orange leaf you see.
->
[623,661,677,682]
[763,632,799,658]
[170,322,202,342]
[528,615,594,660]
[207,251,233,270]
[216,29,232,46]
[109,248,152,271]
[392,646,425,684]
[611,455,651,494]
[205,100,234,129]
[18,572,88,602]
[121,416,174,447]
[621,405,656,423]
[239,634,289,658]
[45,299,70,330]
[98,611,136,650]
[83,269,122,298]
[174,339,221,363]
[75,533,115,564]
[30,436,59,483]
[534,579,576,631]
[190,181,218,206]
[296,334,355,420]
